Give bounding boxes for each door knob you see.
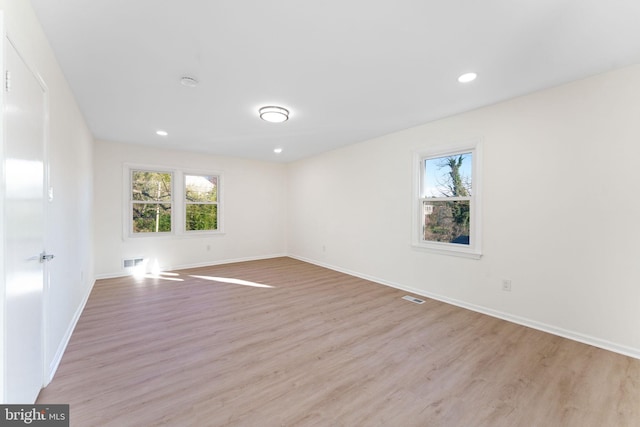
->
[40,253,55,263]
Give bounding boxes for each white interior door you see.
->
[3,37,47,403]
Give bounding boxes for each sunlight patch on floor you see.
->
[189,275,274,288]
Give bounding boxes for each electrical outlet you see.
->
[502,279,512,292]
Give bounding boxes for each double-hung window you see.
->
[185,174,219,232]
[413,141,482,258]
[125,165,223,237]
[130,170,173,234]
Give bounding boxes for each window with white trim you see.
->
[130,169,173,234]
[413,142,482,258]
[185,174,219,232]
[125,165,223,238]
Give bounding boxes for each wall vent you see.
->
[123,258,145,269]
[402,295,425,304]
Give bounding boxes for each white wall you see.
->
[287,65,640,358]
[93,140,287,277]
[0,0,94,395]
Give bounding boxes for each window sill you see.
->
[411,242,482,259]
[124,231,226,241]
[183,230,226,237]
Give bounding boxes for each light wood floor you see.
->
[37,257,640,426]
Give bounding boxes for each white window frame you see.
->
[183,171,222,235]
[123,164,224,239]
[126,167,175,237]
[411,140,482,259]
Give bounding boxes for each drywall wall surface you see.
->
[93,140,287,277]
[287,65,640,356]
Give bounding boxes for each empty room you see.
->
[1,0,639,426]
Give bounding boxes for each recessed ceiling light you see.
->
[156,130,168,136]
[458,72,477,83]
[274,147,283,154]
[180,76,199,87]
[259,106,289,123]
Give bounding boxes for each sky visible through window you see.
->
[424,153,472,197]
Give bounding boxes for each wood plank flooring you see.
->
[37,257,640,426]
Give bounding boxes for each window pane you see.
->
[185,175,217,202]
[424,153,472,197]
[132,203,172,233]
[186,204,218,231]
[422,200,470,245]
[132,171,172,201]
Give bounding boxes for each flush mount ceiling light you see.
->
[273,147,283,154]
[156,130,168,136]
[180,76,199,87]
[458,72,478,83]
[259,106,289,123]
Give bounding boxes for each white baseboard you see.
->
[289,254,640,360]
[94,253,289,280]
[46,278,96,384]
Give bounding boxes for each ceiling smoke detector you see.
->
[180,76,199,87]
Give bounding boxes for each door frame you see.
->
[0,10,6,404]
[1,16,52,401]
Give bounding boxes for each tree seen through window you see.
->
[131,170,172,233]
[422,153,472,245]
[185,174,218,231]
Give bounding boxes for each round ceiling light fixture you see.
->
[273,147,283,154]
[259,106,289,123]
[180,76,199,87]
[156,130,168,136]
[458,72,477,83]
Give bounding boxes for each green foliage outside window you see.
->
[129,170,220,234]
[185,174,218,231]
[186,204,218,231]
[131,170,172,233]
[132,203,172,233]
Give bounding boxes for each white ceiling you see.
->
[30,0,640,162]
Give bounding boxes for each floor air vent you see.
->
[402,295,425,304]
